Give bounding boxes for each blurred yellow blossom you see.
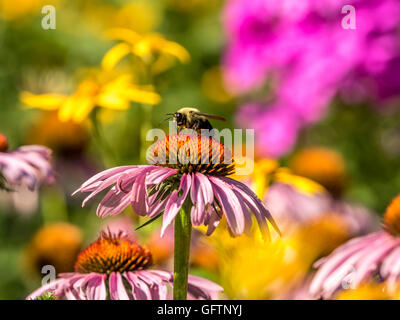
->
[20,68,161,123]
[231,156,325,199]
[0,0,60,21]
[102,28,190,73]
[212,226,308,299]
[211,212,351,299]
[292,213,351,264]
[77,1,161,36]
[335,282,394,300]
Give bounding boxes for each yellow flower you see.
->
[102,28,190,73]
[211,213,351,299]
[0,0,60,21]
[211,226,308,299]
[231,157,325,199]
[20,69,161,123]
[335,282,394,300]
[76,1,161,36]
[292,213,351,264]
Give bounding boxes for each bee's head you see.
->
[173,112,186,125]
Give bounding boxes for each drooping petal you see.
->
[86,274,107,300]
[109,272,129,300]
[208,176,244,236]
[124,272,152,300]
[102,42,132,71]
[190,173,214,226]
[161,173,192,237]
[96,186,132,218]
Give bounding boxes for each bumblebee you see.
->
[165,107,226,134]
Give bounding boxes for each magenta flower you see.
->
[27,231,223,300]
[0,133,54,190]
[73,134,280,238]
[309,195,400,298]
[223,0,400,157]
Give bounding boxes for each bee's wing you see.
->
[194,112,226,122]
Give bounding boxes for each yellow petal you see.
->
[102,42,132,71]
[72,96,95,123]
[132,40,152,58]
[58,95,94,123]
[58,97,76,122]
[162,40,190,63]
[275,168,326,195]
[123,87,161,105]
[20,91,67,110]
[97,91,129,110]
[151,55,176,74]
[103,28,141,44]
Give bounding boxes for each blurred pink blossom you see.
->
[223,0,400,157]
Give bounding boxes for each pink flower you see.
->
[0,134,54,190]
[223,0,400,157]
[73,134,280,238]
[27,231,223,300]
[309,195,400,299]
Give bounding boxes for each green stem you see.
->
[173,203,192,300]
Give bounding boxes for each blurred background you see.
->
[0,0,400,299]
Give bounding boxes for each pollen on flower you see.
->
[0,133,8,152]
[74,231,153,274]
[383,195,400,236]
[147,134,235,176]
[289,147,347,197]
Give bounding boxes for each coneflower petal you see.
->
[161,173,192,237]
[208,176,244,236]
[96,187,132,218]
[109,272,129,300]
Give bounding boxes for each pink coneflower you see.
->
[309,195,400,299]
[0,133,54,190]
[27,231,223,300]
[73,134,279,239]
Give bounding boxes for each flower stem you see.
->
[173,203,192,300]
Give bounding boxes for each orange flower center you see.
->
[383,195,400,237]
[0,133,8,152]
[289,147,347,197]
[147,134,235,176]
[74,233,152,274]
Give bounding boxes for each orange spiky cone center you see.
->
[147,134,235,176]
[383,195,400,237]
[0,133,8,152]
[74,233,152,274]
